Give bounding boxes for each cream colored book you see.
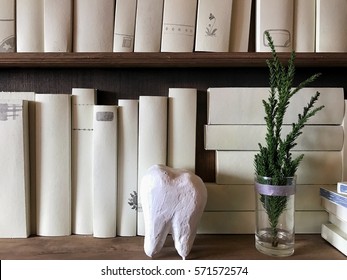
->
[316,0,347,52]
[137,96,167,235]
[204,125,344,151]
[343,100,347,181]
[93,105,118,238]
[229,0,252,52]
[0,100,30,238]
[0,0,15,52]
[117,99,138,237]
[161,0,197,52]
[73,0,115,52]
[256,0,294,52]
[113,0,137,52]
[168,88,197,172]
[195,0,233,52]
[44,0,72,52]
[35,94,71,236]
[134,0,164,52]
[207,87,344,125]
[16,0,44,52]
[71,88,96,235]
[329,213,347,234]
[294,0,315,52]
[321,223,347,256]
[216,151,342,185]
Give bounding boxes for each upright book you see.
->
[0,100,30,238]
[0,0,15,52]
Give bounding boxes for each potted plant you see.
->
[253,31,324,257]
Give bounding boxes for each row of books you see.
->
[1,0,346,53]
[320,184,347,256]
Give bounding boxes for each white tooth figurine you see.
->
[141,164,207,260]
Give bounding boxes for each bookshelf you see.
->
[1,52,347,259]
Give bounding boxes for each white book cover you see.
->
[35,94,71,236]
[168,88,197,172]
[73,0,115,52]
[256,0,294,52]
[294,0,315,52]
[93,105,118,238]
[321,197,347,223]
[134,0,164,52]
[44,0,72,52]
[329,213,347,234]
[0,0,15,52]
[321,223,347,256]
[207,87,344,125]
[16,0,44,52]
[161,0,197,52]
[316,0,347,52]
[71,88,96,235]
[117,99,138,237]
[195,0,233,52]
[229,0,252,52]
[137,96,167,235]
[342,101,347,181]
[0,100,30,238]
[113,0,137,52]
[204,125,344,151]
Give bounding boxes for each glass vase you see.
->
[254,175,296,257]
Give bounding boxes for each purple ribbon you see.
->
[255,182,296,196]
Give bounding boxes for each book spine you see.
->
[93,105,118,238]
[321,197,347,222]
[117,99,139,236]
[44,0,72,52]
[35,94,71,236]
[320,188,347,208]
[71,88,96,235]
[337,182,347,195]
[0,0,15,52]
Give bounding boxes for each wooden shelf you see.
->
[0,234,346,260]
[0,52,347,68]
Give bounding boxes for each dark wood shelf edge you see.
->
[0,52,347,68]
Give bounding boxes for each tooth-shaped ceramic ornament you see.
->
[141,164,207,259]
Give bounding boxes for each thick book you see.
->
[16,0,44,52]
[256,0,294,52]
[93,105,118,238]
[113,0,137,52]
[0,0,15,52]
[73,0,115,52]
[316,0,347,52]
[337,182,347,195]
[321,197,347,223]
[0,100,30,238]
[195,0,233,52]
[321,223,347,256]
[168,88,197,172]
[71,88,96,235]
[134,0,164,52]
[161,0,197,52]
[117,99,139,237]
[329,213,347,234]
[137,96,167,235]
[229,0,252,52]
[44,0,72,52]
[320,188,347,209]
[35,94,71,236]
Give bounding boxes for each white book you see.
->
[229,0,252,52]
[321,223,347,256]
[117,99,139,237]
[321,197,347,223]
[71,88,96,235]
[73,0,115,52]
[93,105,118,238]
[204,125,344,151]
[0,0,15,52]
[316,0,347,52]
[16,0,44,52]
[293,0,315,52]
[113,0,137,52]
[35,94,71,236]
[161,0,197,52]
[44,0,72,52]
[342,101,347,181]
[134,0,164,52]
[207,87,344,125]
[216,151,342,185]
[168,88,197,172]
[256,0,294,52]
[329,213,347,234]
[0,100,30,238]
[195,0,233,52]
[137,96,167,235]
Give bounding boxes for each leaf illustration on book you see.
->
[128,191,138,211]
[206,13,217,37]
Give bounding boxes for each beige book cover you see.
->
[0,0,15,52]
[294,0,315,52]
